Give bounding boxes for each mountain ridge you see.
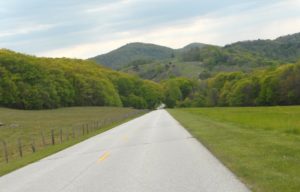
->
[89,42,175,69]
[89,42,214,69]
[90,32,300,81]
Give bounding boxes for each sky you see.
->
[1,0,300,59]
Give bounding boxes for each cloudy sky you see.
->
[1,0,300,59]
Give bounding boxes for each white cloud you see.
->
[0,24,54,38]
[84,0,133,14]
[27,0,300,58]
[39,1,300,58]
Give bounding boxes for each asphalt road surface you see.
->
[0,110,250,192]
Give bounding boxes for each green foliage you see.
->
[121,94,147,109]
[90,43,174,69]
[198,70,211,80]
[257,74,280,105]
[2,32,300,110]
[228,33,300,62]
[180,33,300,70]
[163,80,182,108]
[228,78,259,106]
[276,64,300,105]
[175,77,194,99]
[165,62,300,108]
[112,33,300,82]
[108,72,163,109]
[0,49,163,109]
[181,45,279,71]
[162,77,195,108]
[139,80,164,109]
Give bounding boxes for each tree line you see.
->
[0,49,163,110]
[1,49,299,110]
[164,62,300,108]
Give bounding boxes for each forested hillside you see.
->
[0,49,163,110]
[179,33,300,75]
[93,32,300,81]
[89,43,174,69]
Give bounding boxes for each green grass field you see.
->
[0,107,144,176]
[168,106,300,192]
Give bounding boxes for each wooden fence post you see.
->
[72,127,75,139]
[66,128,69,141]
[60,128,63,144]
[18,138,23,158]
[51,129,55,145]
[2,140,8,163]
[31,137,36,153]
[41,130,46,146]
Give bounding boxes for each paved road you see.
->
[0,110,250,192]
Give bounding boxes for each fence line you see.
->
[0,110,146,164]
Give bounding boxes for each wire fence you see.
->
[0,110,145,164]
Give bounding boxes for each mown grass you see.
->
[168,106,300,192]
[0,107,145,176]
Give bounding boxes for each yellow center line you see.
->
[97,151,110,163]
[123,135,129,141]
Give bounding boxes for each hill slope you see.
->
[89,43,174,69]
[180,42,210,51]
[225,32,300,62]
[274,32,300,44]
[89,32,300,81]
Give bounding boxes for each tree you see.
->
[229,78,259,106]
[164,81,182,108]
[198,70,211,80]
[257,75,280,105]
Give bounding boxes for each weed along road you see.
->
[0,110,250,192]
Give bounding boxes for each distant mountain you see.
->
[275,32,300,44]
[90,32,300,81]
[179,42,210,51]
[89,43,174,69]
[225,32,300,62]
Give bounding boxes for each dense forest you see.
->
[164,62,300,108]
[0,49,163,110]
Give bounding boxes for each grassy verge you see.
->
[0,107,146,176]
[168,107,300,192]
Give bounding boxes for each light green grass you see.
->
[122,60,205,81]
[168,106,300,192]
[0,107,145,176]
